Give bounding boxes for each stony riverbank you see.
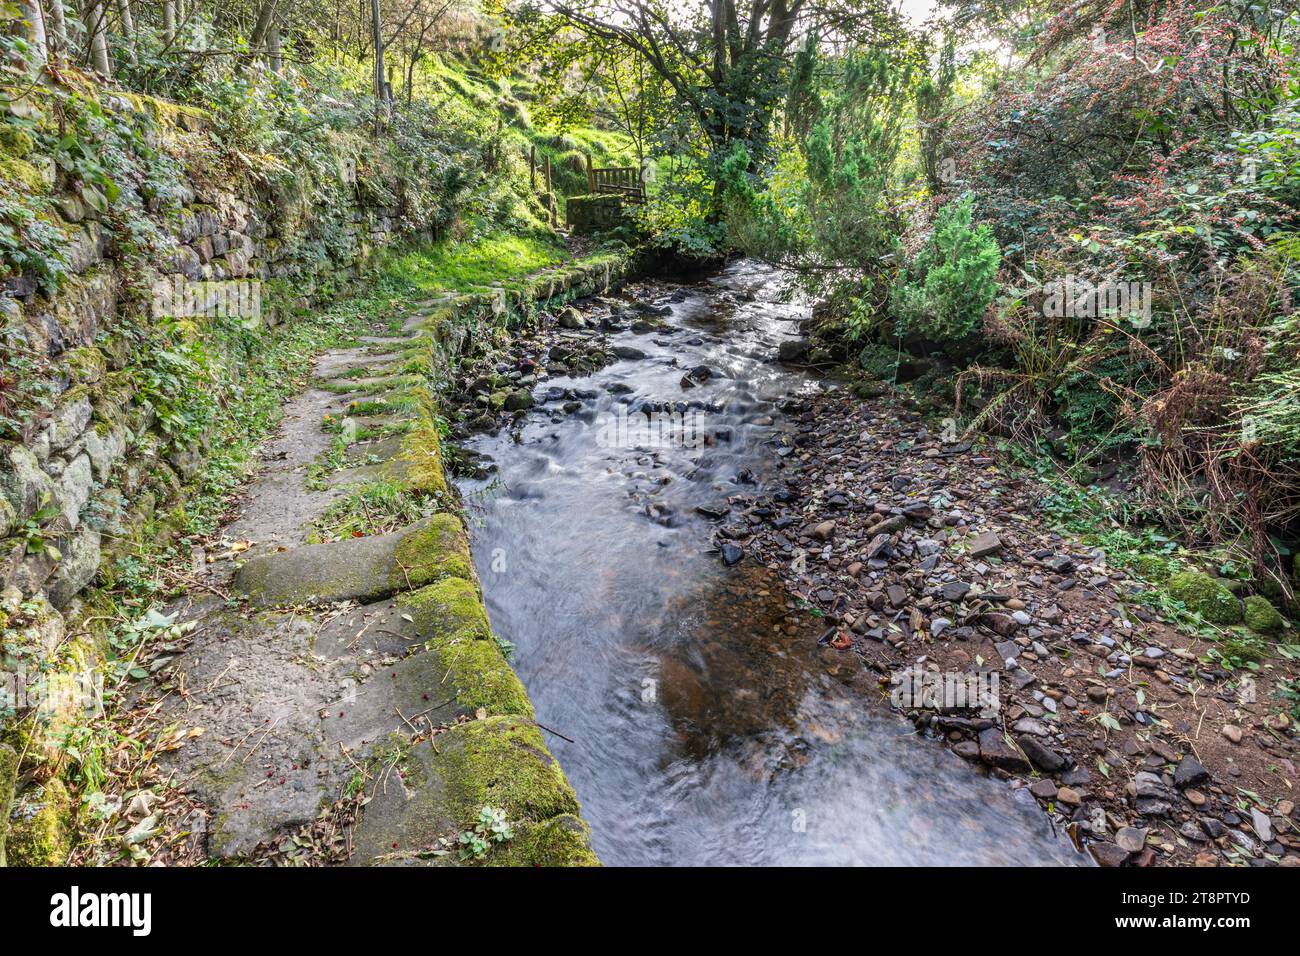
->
[736,386,1300,867]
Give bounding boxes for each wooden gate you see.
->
[587,164,646,203]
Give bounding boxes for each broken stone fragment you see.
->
[941,581,971,602]
[1115,826,1147,853]
[977,727,1028,770]
[979,612,1021,637]
[865,532,891,559]
[969,530,1002,558]
[1090,842,1131,867]
[1173,754,1209,789]
[872,515,907,536]
[1017,735,1067,772]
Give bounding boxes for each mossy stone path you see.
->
[153,300,596,865]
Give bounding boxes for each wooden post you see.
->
[586,154,596,195]
[530,145,536,191]
[543,155,555,227]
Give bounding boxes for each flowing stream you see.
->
[457,260,1083,866]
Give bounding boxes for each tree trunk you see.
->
[27,1,49,65]
[86,0,112,76]
[116,0,135,64]
[268,24,282,72]
[46,0,67,54]
[370,0,387,104]
[163,0,175,43]
[250,0,277,54]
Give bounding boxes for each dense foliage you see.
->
[4,0,1300,593]
[707,1,1300,598]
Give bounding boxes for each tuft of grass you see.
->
[309,479,445,542]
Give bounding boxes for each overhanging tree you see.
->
[505,0,902,169]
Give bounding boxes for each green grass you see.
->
[386,232,569,294]
[309,479,446,543]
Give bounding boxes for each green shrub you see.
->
[858,343,900,381]
[1214,632,1270,665]
[892,194,1001,354]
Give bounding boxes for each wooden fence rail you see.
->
[587,164,646,204]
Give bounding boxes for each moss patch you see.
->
[0,742,17,867]
[7,778,72,866]
[1168,571,1242,625]
[390,513,474,591]
[397,423,449,498]
[350,718,590,866]
[0,125,35,157]
[1127,553,1178,584]
[398,578,489,640]
[398,579,531,716]
[488,813,599,867]
[442,717,580,823]
[1244,595,1285,635]
[0,154,46,192]
[436,639,533,716]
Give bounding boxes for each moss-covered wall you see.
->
[0,93,442,865]
[564,194,632,235]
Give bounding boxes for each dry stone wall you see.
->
[1,104,419,614]
[0,96,435,863]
